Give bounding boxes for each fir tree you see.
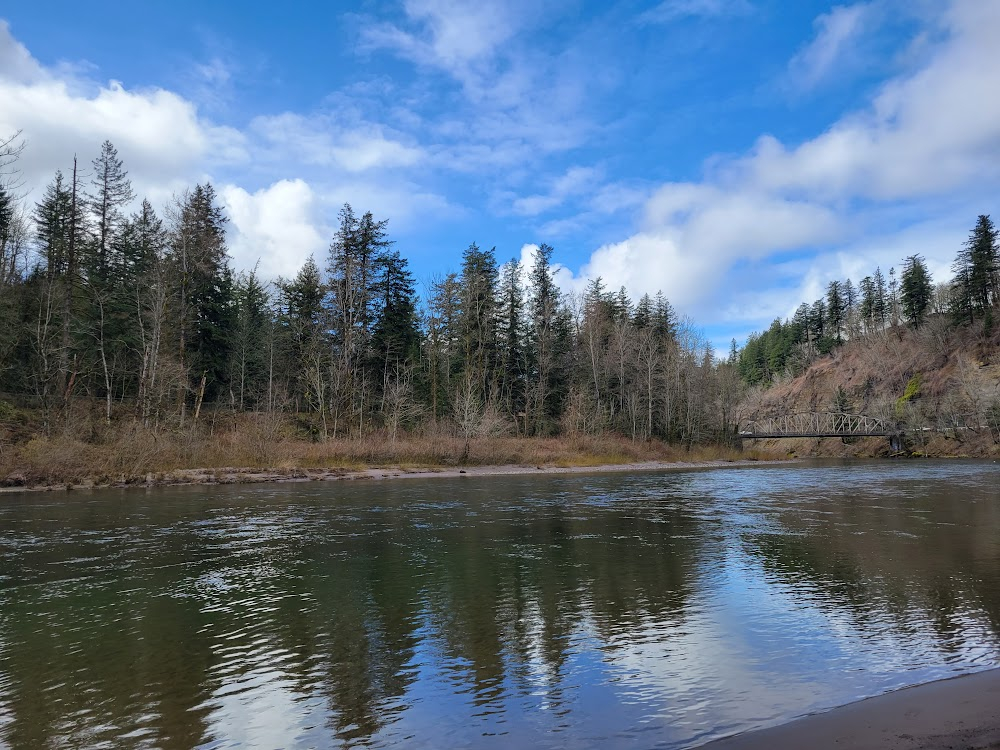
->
[87,140,134,284]
[900,254,934,328]
[952,215,999,325]
[826,280,845,343]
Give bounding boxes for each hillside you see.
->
[739,315,1000,457]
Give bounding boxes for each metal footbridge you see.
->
[740,412,893,439]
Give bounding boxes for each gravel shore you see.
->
[701,668,1000,750]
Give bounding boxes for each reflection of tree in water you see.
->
[297,494,703,739]
[742,491,1000,649]
[0,485,702,748]
[0,509,216,749]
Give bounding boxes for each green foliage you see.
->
[900,254,934,328]
[826,280,845,342]
[0,400,18,423]
[0,140,751,448]
[896,373,922,417]
[951,214,999,325]
[833,386,851,414]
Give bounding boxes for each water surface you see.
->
[1,461,999,749]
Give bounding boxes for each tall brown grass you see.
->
[0,412,772,488]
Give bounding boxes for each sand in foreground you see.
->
[702,668,1000,750]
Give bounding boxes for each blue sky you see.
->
[1,0,999,351]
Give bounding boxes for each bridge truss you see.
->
[740,412,892,439]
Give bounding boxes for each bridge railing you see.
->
[740,412,892,437]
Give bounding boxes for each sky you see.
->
[1,0,999,351]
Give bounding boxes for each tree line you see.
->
[0,136,742,447]
[738,214,999,386]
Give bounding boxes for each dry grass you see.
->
[0,411,775,488]
[742,315,1000,457]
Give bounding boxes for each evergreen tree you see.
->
[651,291,676,341]
[425,272,463,421]
[810,298,826,340]
[168,183,233,408]
[888,266,899,326]
[229,269,270,410]
[497,258,526,416]
[872,267,888,327]
[843,279,857,314]
[0,184,16,284]
[900,254,934,328]
[826,280,845,343]
[87,140,134,283]
[370,249,420,367]
[633,293,653,329]
[952,214,999,325]
[457,243,499,393]
[527,243,568,434]
[858,275,876,331]
[276,256,328,421]
[34,171,74,278]
[34,163,88,411]
[327,204,392,430]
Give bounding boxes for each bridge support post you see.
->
[889,433,905,453]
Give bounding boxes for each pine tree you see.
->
[457,242,499,394]
[826,280,845,343]
[87,140,134,284]
[873,267,888,327]
[952,215,999,325]
[370,249,420,367]
[0,185,15,284]
[497,258,526,418]
[168,183,233,412]
[651,291,676,341]
[900,254,934,328]
[229,269,270,410]
[425,272,463,421]
[34,163,88,411]
[527,243,568,434]
[327,204,391,431]
[859,275,876,331]
[276,256,328,425]
[34,171,74,278]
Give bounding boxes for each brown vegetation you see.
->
[0,408,772,489]
[741,315,1000,457]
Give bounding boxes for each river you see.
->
[1,461,998,749]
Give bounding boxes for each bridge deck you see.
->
[741,431,891,439]
[740,412,894,440]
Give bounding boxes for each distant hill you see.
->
[739,315,1000,457]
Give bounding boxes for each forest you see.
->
[737,215,1000,388]
[0,135,745,484]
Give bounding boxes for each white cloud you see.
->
[222,179,328,280]
[518,242,578,295]
[250,113,424,173]
[359,0,592,176]
[0,21,245,204]
[361,0,522,74]
[511,166,601,217]
[0,21,453,281]
[564,0,1000,329]
[641,0,753,24]
[787,3,873,90]
[0,20,44,83]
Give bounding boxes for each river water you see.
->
[0,461,998,749]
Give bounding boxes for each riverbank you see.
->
[0,456,787,493]
[749,432,1000,459]
[702,668,1000,750]
[0,428,782,492]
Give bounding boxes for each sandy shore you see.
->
[0,458,784,493]
[701,668,1000,750]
